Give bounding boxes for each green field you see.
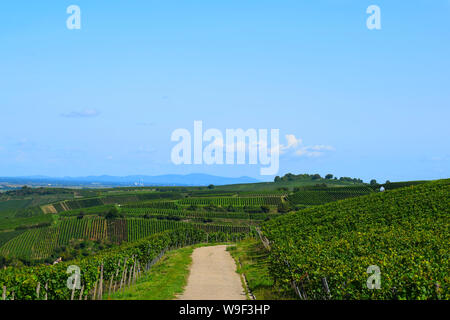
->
[0,175,447,300]
[287,185,374,205]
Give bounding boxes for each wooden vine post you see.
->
[92,280,98,300]
[71,273,78,300]
[109,274,114,296]
[119,258,128,291]
[322,277,331,299]
[127,265,133,287]
[79,285,84,300]
[36,282,41,299]
[98,263,104,300]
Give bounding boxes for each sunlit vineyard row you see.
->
[122,207,275,220]
[179,196,283,206]
[287,186,374,205]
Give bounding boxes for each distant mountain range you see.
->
[0,174,261,187]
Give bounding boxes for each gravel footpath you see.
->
[177,245,246,300]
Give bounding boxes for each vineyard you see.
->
[0,216,252,261]
[373,180,428,191]
[0,176,447,301]
[179,196,283,206]
[123,201,179,209]
[107,219,127,243]
[0,228,201,300]
[126,219,186,242]
[41,192,183,214]
[0,191,280,263]
[0,230,26,247]
[287,186,374,206]
[122,207,274,220]
[262,179,450,299]
[0,226,255,300]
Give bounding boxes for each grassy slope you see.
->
[0,230,26,247]
[107,246,194,300]
[0,193,75,212]
[0,214,53,231]
[227,238,296,300]
[0,200,32,212]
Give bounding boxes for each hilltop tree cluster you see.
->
[5,186,73,197]
[274,173,363,183]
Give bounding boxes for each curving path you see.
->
[177,245,246,300]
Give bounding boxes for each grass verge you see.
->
[227,238,296,300]
[106,242,230,300]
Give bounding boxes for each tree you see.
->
[315,183,327,187]
[325,174,333,179]
[277,202,291,213]
[370,179,378,186]
[312,174,321,180]
[187,204,198,211]
[274,176,281,183]
[285,173,295,181]
[105,207,120,219]
[205,203,218,211]
[0,255,6,268]
[207,184,215,189]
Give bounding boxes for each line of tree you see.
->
[274,173,363,183]
[4,186,74,196]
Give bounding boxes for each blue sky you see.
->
[0,0,449,182]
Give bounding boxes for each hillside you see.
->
[0,217,249,262]
[216,175,366,192]
[0,177,447,300]
[262,179,450,299]
[0,189,282,264]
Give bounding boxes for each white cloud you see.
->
[280,134,302,153]
[309,145,335,151]
[276,134,335,158]
[61,109,100,118]
[198,133,333,158]
[296,148,323,157]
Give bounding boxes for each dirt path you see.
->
[177,245,246,300]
